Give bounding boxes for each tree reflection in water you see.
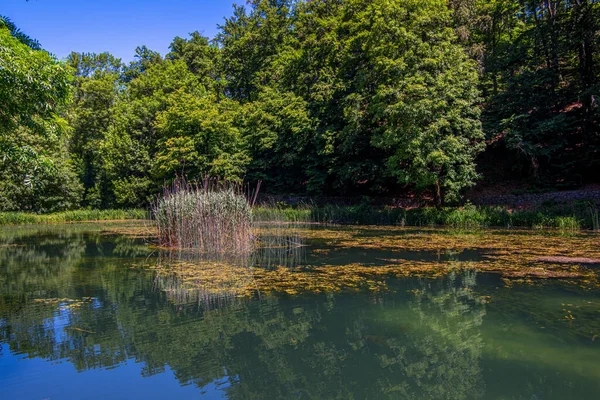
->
[1,225,599,399]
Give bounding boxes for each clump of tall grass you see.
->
[153,178,253,253]
[529,215,580,233]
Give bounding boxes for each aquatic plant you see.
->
[552,216,581,232]
[152,178,253,253]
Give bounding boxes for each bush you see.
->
[304,203,592,230]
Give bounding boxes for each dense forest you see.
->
[1,0,599,212]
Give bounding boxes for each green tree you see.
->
[465,1,600,186]
[0,18,82,211]
[66,52,123,208]
[167,32,222,93]
[217,0,296,101]
[278,0,483,201]
[240,87,313,191]
[0,21,71,158]
[153,91,248,181]
[364,0,484,205]
[121,45,163,83]
[102,59,208,207]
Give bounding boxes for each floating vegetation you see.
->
[149,247,257,307]
[154,261,255,307]
[146,258,599,301]
[536,256,600,264]
[148,224,308,307]
[136,225,600,300]
[100,221,157,239]
[33,297,96,310]
[92,220,600,297]
[301,226,600,262]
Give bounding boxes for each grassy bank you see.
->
[0,209,148,226]
[255,201,600,231]
[2,202,598,231]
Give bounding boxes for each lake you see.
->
[1,222,599,399]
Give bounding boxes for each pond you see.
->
[1,222,599,399]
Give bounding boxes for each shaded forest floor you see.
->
[467,183,600,210]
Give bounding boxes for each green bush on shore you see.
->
[265,202,596,231]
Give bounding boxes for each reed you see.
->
[152,178,253,253]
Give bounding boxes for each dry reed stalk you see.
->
[152,177,254,254]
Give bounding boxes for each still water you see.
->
[1,223,599,399]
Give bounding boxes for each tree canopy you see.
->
[1,0,599,211]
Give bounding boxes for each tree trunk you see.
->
[545,0,561,79]
[574,0,595,117]
[434,180,443,209]
[533,3,553,72]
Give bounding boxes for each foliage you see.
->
[101,58,204,207]
[153,92,248,181]
[0,23,70,140]
[305,202,596,230]
[65,52,123,207]
[0,15,40,49]
[462,0,600,185]
[2,1,600,211]
[0,22,81,212]
[239,87,314,190]
[353,0,484,205]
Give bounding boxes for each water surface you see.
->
[1,223,599,399]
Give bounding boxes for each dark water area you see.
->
[1,223,599,399]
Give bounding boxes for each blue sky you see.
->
[2,0,238,62]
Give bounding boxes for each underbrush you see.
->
[283,201,598,231]
[2,199,597,232]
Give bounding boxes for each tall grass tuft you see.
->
[153,178,253,253]
[552,216,581,233]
